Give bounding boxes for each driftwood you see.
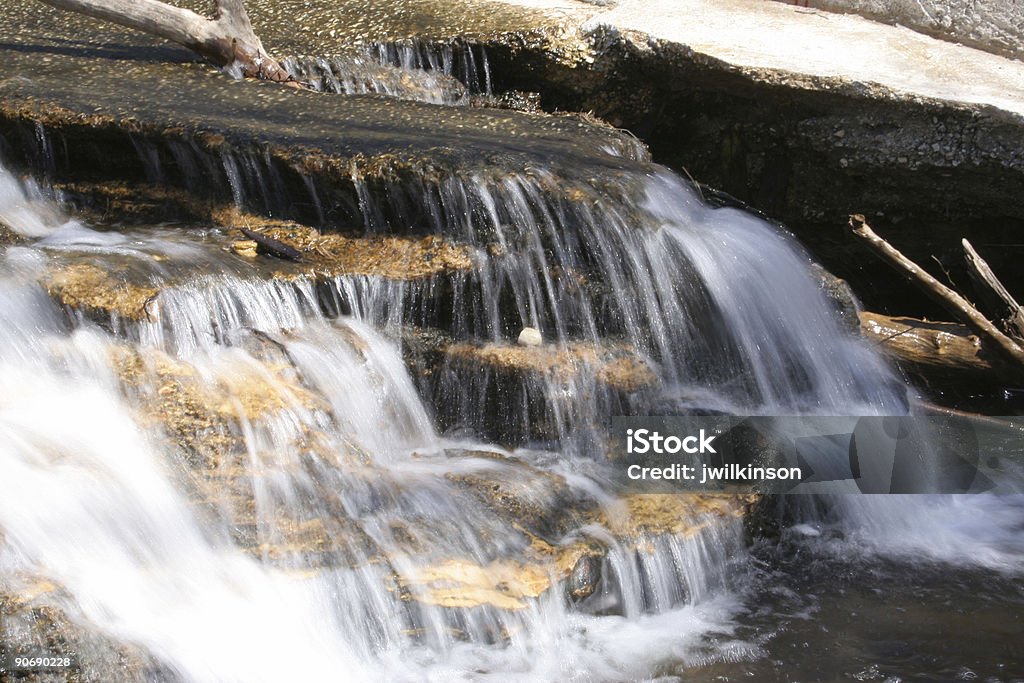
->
[239,228,303,261]
[848,215,1024,371]
[859,311,995,382]
[35,0,294,83]
[962,238,1024,342]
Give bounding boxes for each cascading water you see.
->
[367,39,492,95]
[1,69,1022,682]
[280,39,491,105]
[281,55,471,105]
[0,162,759,680]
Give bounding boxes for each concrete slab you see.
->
[488,0,1024,118]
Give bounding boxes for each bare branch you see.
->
[35,0,294,82]
[848,214,1024,370]
[962,238,1024,342]
[37,0,213,46]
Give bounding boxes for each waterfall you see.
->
[0,163,72,238]
[0,93,1020,678]
[0,160,764,678]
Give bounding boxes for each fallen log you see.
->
[859,311,994,377]
[962,238,1024,343]
[848,215,1024,371]
[35,0,295,83]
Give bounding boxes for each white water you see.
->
[0,136,1021,683]
[0,163,75,237]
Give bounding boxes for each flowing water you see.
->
[1,58,1023,683]
[282,40,491,104]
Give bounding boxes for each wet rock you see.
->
[742,492,782,541]
[391,557,560,610]
[593,493,756,542]
[811,262,860,333]
[567,553,601,602]
[431,340,657,443]
[0,30,642,235]
[445,341,657,393]
[398,326,454,381]
[29,199,477,326]
[111,341,330,470]
[53,181,216,225]
[230,239,259,257]
[389,492,755,612]
[474,90,543,112]
[444,449,593,540]
[4,0,1024,325]
[389,538,604,611]
[220,216,476,281]
[246,516,385,571]
[0,578,169,682]
[0,218,29,245]
[42,264,158,322]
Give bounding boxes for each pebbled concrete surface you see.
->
[771,0,1024,62]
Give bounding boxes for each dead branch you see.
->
[848,214,1024,370]
[239,227,303,261]
[962,238,1024,342]
[35,0,295,83]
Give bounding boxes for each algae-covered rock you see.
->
[222,219,476,281]
[387,491,756,611]
[111,341,329,469]
[389,537,603,611]
[593,493,756,540]
[42,264,158,321]
[445,341,657,394]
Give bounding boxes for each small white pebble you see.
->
[517,327,543,346]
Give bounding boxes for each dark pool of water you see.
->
[678,537,1024,683]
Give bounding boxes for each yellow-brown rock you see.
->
[445,341,657,393]
[42,263,158,321]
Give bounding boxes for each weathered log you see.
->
[962,238,1024,342]
[35,0,294,82]
[239,227,302,261]
[848,215,1024,370]
[859,311,994,376]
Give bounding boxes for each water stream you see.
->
[1,56,1023,682]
